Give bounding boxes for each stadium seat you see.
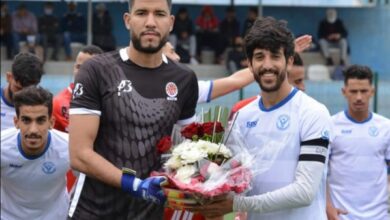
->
[307,64,331,81]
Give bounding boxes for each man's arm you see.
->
[326,183,348,220]
[69,114,122,187]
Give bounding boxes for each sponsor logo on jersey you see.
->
[368,126,379,137]
[42,161,56,174]
[73,83,84,99]
[276,114,290,130]
[9,163,23,168]
[117,80,132,96]
[246,120,258,128]
[341,129,352,134]
[166,82,178,101]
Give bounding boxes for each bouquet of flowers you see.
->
[152,106,254,206]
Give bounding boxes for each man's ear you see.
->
[49,116,55,130]
[123,13,131,30]
[6,72,13,83]
[14,116,19,129]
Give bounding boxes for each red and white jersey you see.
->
[328,111,390,220]
[1,129,70,220]
[52,84,73,132]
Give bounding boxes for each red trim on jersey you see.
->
[229,96,257,120]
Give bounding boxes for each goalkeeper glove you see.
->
[121,168,167,205]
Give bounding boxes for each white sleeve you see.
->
[233,138,329,213]
[197,80,213,104]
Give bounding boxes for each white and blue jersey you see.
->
[328,111,390,220]
[232,88,332,220]
[1,129,70,220]
[1,88,16,131]
[197,80,213,104]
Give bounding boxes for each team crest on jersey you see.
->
[73,83,84,99]
[117,80,133,96]
[165,82,178,101]
[276,114,290,130]
[368,126,379,137]
[42,161,56,174]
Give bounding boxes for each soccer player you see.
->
[182,17,331,220]
[1,52,44,131]
[1,86,69,220]
[163,35,310,104]
[68,0,198,219]
[52,45,103,132]
[326,65,390,220]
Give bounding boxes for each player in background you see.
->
[1,86,69,220]
[326,65,390,220]
[1,52,44,131]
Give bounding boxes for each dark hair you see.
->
[12,52,44,87]
[80,45,104,55]
[128,0,172,12]
[244,17,295,63]
[293,52,303,66]
[226,6,235,13]
[343,65,373,85]
[248,6,258,15]
[13,86,53,117]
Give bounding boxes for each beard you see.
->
[253,67,286,92]
[131,31,167,54]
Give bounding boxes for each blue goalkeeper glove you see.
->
[121,168,167,205]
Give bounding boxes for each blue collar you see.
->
[259,88,298,112]
[344,110,372,124]
[17,131,52,160]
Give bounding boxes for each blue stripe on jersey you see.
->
[344,110,373,124]
[17,131,52,160]
[206,81,214,103]
[1,87,14,107]
[258,87,298,112]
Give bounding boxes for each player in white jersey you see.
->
[326,65,390,220]
[1,86,70,220]
[163,35,312,104]
[182,17,331,220]
[1,52,44,131]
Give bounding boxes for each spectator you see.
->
[92,3,116,52]
[62,1,86,60]
[170,7,198,64]
[11,3,38,56]
[195,5,224,63]
[226,36,247,74]
[318,8,348,66]
[38,2,61,61]
[242,7,258,37]
[219,6,240,48]
[326,65,390,220]
[1,2,13,59]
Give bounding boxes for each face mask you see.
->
[44,8,53,15]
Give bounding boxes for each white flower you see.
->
[165,155,182,170]
[175,165,197,184]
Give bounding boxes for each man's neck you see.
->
[128,45,163,68]
[260,83,293,109]
[347,109,370,122]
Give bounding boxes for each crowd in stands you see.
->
[1,2,348,69]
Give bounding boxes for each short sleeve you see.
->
[197,80,213,103]
[69,60,102,115]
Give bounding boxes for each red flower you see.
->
[202,122,224,135]
[157,136,172,154]
[181,123,203,139]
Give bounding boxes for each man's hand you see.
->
[294,34,312,53]
[121,171,167,205]
[326,204,348,220]
[181,195,234,218]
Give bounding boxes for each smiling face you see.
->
[14,105,54,156]
[342,78,374,115]
[124,0,174,54]
[249,47,292,93]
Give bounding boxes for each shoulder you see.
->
[1,128,18,143]
[230,96,258,119]
[297,92,330,117]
